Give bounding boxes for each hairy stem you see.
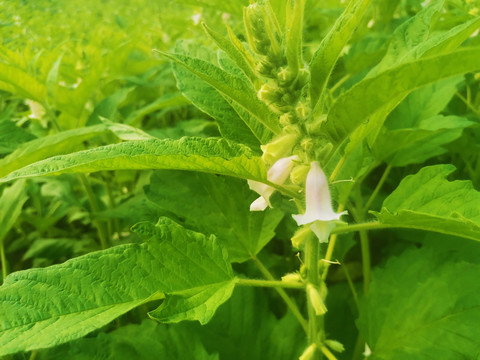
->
[251,255,308,333]
[79,174,109,249]
[237,278,305,289]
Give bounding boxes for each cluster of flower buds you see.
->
[244,1,309,116]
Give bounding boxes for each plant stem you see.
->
[330,221,385,235]
[236,278,305,289]
[1,241,8,282]
[320,345,338,360]
[78,174,109,249]
[364,164,391,211]
[305,234,323,351]
[359,230,371,295]
[251,255,308,333]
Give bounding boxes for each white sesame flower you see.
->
[248,155,299,211]
[292,162,347,240]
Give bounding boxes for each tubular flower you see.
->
[292,162,347,240]
[248,155,299,211]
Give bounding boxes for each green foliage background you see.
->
[1,0,480,359]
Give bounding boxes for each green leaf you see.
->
[157,49,281,135]
[0,218,235,355]
[374,165,480,241]
[374,115,473,167]
[0,180,28,243]
[0,125,108,178]
[87,87,134,125]
[367,0,445,76]
[0,137,266,183]
[202,23,257,84]
[285,0,305,74]
[369,1,480,76]
[0,61,47,102]
[323,47,480,144]
[172,41,268,147]
[358,245,480,359]
[41,320,218,360]
[145,171,283,263]
[195,287,305,360]
[0,119,36,155]
[310,0,370,107]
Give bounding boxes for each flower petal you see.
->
[267,155,299,184]
[250,196,269,211]
[293,161,346,225]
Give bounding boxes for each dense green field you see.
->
[1,0,480,359]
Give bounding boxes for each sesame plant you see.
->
[1,0,480,359]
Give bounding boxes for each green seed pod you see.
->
[324,339,345,353]
[307,284,327,315]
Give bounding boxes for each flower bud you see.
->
[277,67,296,87]
[324,339,345,353]
[290,164,310,185]
[299,344,317,360]
[261,133,298,164]
[295,102,310,120]
[258,83,283,105]
[306,114,327,136]
[307,284,327,315]
[291,225,314,249]
[256,60,275,78]
[281,272,303,283]
[279,113,294,127]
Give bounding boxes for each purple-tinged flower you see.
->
[292,162,347,240]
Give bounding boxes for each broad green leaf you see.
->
[0,119,36,155]
[0,218,235,355]
[157,49,281,135]
[323,47,480,144]
[0,180,28,243]
[358,245,480,359]
[367,0,445,76]
[372,77,471,166]
[0,137,266,183]
[194,287,305,360]
[373,115,473,167]
[310,0,370,107]
[374,165,480,241]
[385,76,462,128]
[0,124,108,178]
[369,1,480,76]
[145,171,283,263]
[40,320,218,360]
[202,23,257,84]
[172,41,267,148]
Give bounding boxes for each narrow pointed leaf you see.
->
[310,0,370,107]
[0,180,28,242]
[0,138,266,183]
[202,23,257,84]
[0,218,235,355]
[0,124,108,178]
[157,50,281,134]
